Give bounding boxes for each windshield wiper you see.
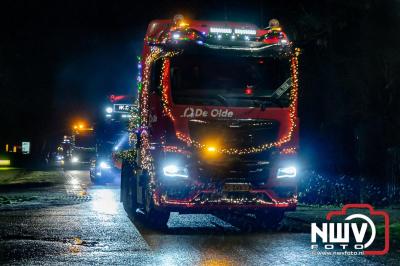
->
[254,97,284,110]
[251,78,292,110]
[225,95,284,109]
[215,94,229,106]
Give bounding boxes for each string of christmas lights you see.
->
[160,58,175,121]
[132,45,300,157]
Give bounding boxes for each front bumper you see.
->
[91,167,117,180]
[153,184,297,213]
[65,161,91,169]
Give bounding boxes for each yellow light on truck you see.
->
[271,27,282,31]
[207,146,217,153]
[179,21,189,27]
[173,14,188,28]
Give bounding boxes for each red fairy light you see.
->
[109,95,126,103]
[244,87,253,95]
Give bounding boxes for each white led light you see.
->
[71,157,79,163]
[210,27,232,34]
[105,107,113,114]
[277,166,297,178]
[234,28,257,35]
[172,33,180,39]
[100,161,111,169]
[244,35,250,41]
[217,34,222,40]
[163,164,189,178]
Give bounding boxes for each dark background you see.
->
[0,0,399,187]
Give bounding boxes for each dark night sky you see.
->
[1,0,400,175]
[0,0,287,141]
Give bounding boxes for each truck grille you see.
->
[188,119,279,181]
[188,119,279,149]
[195,158,271,181]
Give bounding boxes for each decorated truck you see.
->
[64,127,96,170]
[120,15,300,228]
[90,95,137,183]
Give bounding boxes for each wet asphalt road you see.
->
[0,170,396,265]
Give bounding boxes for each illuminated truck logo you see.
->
[113,104,134,113]
[181,107,233,118]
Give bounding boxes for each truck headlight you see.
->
[99,161,111,169]
[105,107,113,114]
[277,166,296,178]
[163,164,189,178]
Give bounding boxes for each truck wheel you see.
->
[144,187,170,229]
[121,161,138,215]
[255,210,285,230]
[89,171,95,183]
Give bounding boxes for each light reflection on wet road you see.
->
[0,170,395,265]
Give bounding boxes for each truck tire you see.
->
[121,161,138,215]
[89,170,95,183]
[255,209,285,230]
[144,186,170,229]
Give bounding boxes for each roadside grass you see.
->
[376,222,400,243]
[0,169,65,187]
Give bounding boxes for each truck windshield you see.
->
[170,54,291,107]
[75,134,96,148]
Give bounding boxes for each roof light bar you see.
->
[234,29,257,35]
[210,27,232,34]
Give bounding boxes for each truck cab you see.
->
[121,16,300,228]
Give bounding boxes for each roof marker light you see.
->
[210,27,232,34]
[173,14,185,25]
[245,87,253,95]
[269,19,280,28]
[172,33,181,39]
[234,29,256,35]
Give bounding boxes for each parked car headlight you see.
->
[277,166,297,178]
[163,164,189,178]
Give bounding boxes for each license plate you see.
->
[223,183,250,192]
